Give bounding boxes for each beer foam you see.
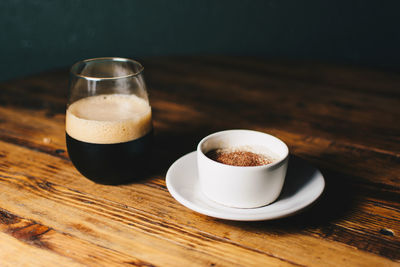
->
[66,94,152,144]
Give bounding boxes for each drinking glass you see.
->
[66,57,153,184]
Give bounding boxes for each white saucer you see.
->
[166,152,325,221]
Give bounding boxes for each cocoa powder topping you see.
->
[205,149,273,166]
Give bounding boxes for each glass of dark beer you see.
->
[66,57,153,184]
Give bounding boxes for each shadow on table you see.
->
[278,155,318,201]
[108,127,214,185]
[148,127,220,176]
[217,155,358,233]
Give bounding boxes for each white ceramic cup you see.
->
[197,129,289,208]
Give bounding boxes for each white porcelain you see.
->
[166,152,325,221]
[197,130,289,208]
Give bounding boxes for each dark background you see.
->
[1,0,399,81]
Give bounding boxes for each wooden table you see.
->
[0,56,399,266]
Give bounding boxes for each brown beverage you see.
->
[205,147,274,167]
[66,94,152,184]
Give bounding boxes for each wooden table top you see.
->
[0,56,399,266]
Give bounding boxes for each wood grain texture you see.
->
[0,56,399,266]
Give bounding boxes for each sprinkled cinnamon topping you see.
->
[205,149,273,166]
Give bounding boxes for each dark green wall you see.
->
[1,0,399,81]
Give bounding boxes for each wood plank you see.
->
[177,56,400,98]
[0,155,294,266]
[0,140,398,266]
[144,58,400,154]
[1,57,399,162]
[0,57,399,266]
[1,57,399,156]
[0,97,398,190]
[2,58,394,188]
[3,106,398,243]
[0,231,83,267]
[0,209,158,267]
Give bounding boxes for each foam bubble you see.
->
[66,94,152,144]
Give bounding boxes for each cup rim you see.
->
[197,129,289,169]
[70,57,144,81]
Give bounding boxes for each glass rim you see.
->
[70,57,144,81]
